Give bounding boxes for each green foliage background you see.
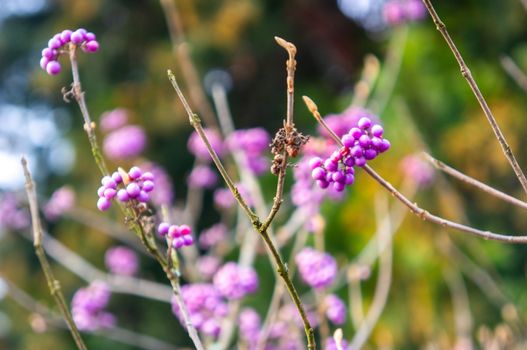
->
[2,0,527,349]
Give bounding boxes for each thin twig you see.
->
[421,0,527,195]
[261,37,298,232]
[500,55,527,94]
[168,71,316,350]
[303,96,527,244]
[21,157,87,350]
[68,46,109,176]
[424,153,527,210]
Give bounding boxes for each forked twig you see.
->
[421,0,527,195]
[21,157,87,350]
[168,70,316,350]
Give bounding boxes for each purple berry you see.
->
[142,172,154,181]
[71,30,84,44]
[364,149,378,160]
[179,225,191,236]
[355,156,366,167]
[111,172,122,184]
[182,235,194,246]
[358,117,372,129]
[40,56,50,70]
[333,182,345,192]
[126,183,140,198]
[342,134,355,148]
[350,145,363,158]
[42,48,56,59]
[84,40,99,53]
[142,180,154,192]
[343,156,355,167]
[173,238,184,249]
[358,134,371,148]
[308,157,323,169]
[48,38,61,49]
[371,137,383,149]
[158,222,170,236]
[324,159,338,172]
[317,180,329,189]
[137,191,149,203]
[311,167,326,181]
[128,167,142,180]
[350,127,362,140]
[97,197,111,211]
[325,172,334,182]
[46,61,61,75]
[97,186,106,197]
[330,151,342,162]
[117,189,129,202]
[371,124,383,137]
[101,176,117,189]
[103,188,116,200]
[169,225,181,238]
[85,32,96,41]
[345,174,355,185]
[332,171,346,183]
[60,30,72,43]
[379,139,391,152]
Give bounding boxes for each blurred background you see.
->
[1,0,527,349]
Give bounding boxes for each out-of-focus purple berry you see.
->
[324,294,346,325]
[187,165,218,189]
[60,30,72,43]
[103,125,147,160]
[101,176,117,189]
[333,182,345,192]
[182,235,194,246]
[379,139,391,152]
[137,191,149,203]
[371,124,384,137]
[142,180,154,192]
[311,167,326,181]
[40,56,50,70]
[296,248,337,289]
[342,134,355,148]
[100,109,129,132]
[309,157,323,169]
[44,186,76,221]
[85,32,96,41]
[116,189,129,202]
[97,197,111,211]
[42,48,55,59]
[169,225,181,238]
[317,180,329,189]
[364,149,378,160]
[105,246,139,276]
[158,222,170,236]
[48,38,61,49]
[128,166,142,180]
[126,183,140,198]
[173,238,184,248]
[84,40,99,53]
[358,134,371,148]
[46,61,61,75]
[350,145,363,158]
[213,262,259,300]
[188,128,225,160]
[71,30,84,44]
[355,156,366,167]
[179,225,191,236]
[345,174,355,185]
[358,117,372,129]
[103,188,116,200]
[111,172,122,184]
[350,127,362,140]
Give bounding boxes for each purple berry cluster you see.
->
[324,294,347,325]
[96,166,155,211]
[71,281,115,332]
[213,262,259,300]
[40,28,99,75]
[172,284,228,338]
[0,193,29,231]
[157,222,194,249]
[296,248,337,289]
[383,0,426,26]
[44,186,75,221]
[105,246,139,277]
[310,117,390,192]
[227,128,271,175]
